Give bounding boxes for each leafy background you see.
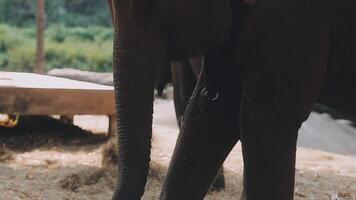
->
[0,0,114,72]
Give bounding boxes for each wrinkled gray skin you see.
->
[108,0,356,199]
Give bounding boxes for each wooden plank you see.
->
[0,72,113,90]
[47,68,113,86]
[0,72,115,115]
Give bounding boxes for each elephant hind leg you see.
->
[171,59,198,126]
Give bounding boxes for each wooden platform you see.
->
[0,72,116,135]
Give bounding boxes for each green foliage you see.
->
[0,0,114,72]
[0,24,113,72]
[0,0,36,26]
[45,39,112,72]
[7,45,36,72]
[0,0,112,27]
[0,25,28,58]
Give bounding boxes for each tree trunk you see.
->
[34,0,45,74]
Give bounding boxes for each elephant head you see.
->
[108,0,233,199]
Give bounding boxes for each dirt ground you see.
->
[0,98,355,200]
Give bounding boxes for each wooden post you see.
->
[108,115,117,138]
[60,115,74,125]
[34,0,45,74]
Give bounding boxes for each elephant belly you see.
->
[318,0,356,113]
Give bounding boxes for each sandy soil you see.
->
[0,96,355,200]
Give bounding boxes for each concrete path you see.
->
[153,95,356,157]
[298,111,356,157]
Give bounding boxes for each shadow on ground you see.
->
[0,116,108,154]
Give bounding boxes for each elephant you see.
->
[111,0,225,188]
[155,63,171,97]
[145,52,229,190]
[108,0,356,199]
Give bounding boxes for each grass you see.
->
[0,24,114,72]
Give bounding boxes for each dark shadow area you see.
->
[0,115,109,153]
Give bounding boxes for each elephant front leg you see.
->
[240,71,328,199]
[238,0,330,198]
[160,52,242,200]
[171,56,226,191]
[240,71,328,200]
[240,94,301,200]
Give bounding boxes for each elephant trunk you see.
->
[112,29,158,199]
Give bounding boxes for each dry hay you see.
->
[61,130,356,200]
[58,137,119,194]
[0,115,355,199]
[59,169,110,192]
[0,145,15,162]
[0,115,111,200]
[58,136,167,197]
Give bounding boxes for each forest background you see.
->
[0,0,114,72]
